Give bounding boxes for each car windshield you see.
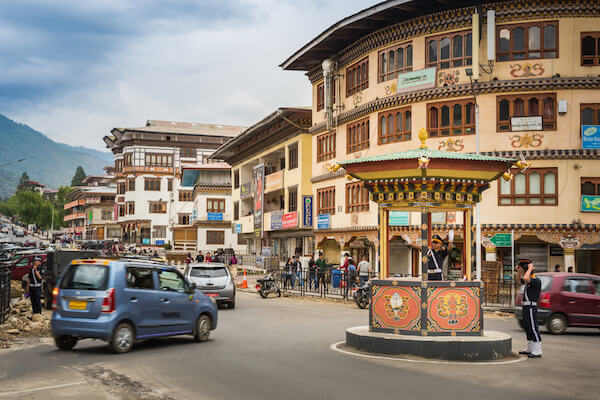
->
[539,275,553,292]
[60,264,109,290]
[190,267,228,278]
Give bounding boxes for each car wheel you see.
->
[228,299,235,309]
[194,314,211,342]
[111,323,135,353]
[54,335,78,350]
[547,313,567,335]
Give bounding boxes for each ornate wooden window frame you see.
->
[144,178,161,191]
[427,98,475,137]
[496,93,557,132]
[496,21,558,62]
[581,177,600,196]
[378,41,413,82]
[378,106,411,144]
[498,167,558,206]
[207,230,225,245]
[426,30,472,70]
[317,186,335,216]
[207,198,225,213]
[347,117,370,154]
[346,57,369,97]
[581,32,600,66]
[346,182,369,213]
[317,131,336,162]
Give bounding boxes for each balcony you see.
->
[123,165,174,174]
[240,215,253,234]
[64,212,86,221]
[64,199,86,210]
[265,170,284,193]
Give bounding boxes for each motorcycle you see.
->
[256,274,281,298]
[352,280,370,309]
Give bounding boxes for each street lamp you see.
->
[0,158,25,169]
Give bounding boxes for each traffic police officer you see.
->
[28,256,43,314]
[517,258,542,358]
[426,233,453,281]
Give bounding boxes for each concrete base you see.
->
[346,326,512,361]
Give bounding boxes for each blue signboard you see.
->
[142,238,150,245]
[582,125,600,149]
[271,210,282,230]
[207,212,223,221]
[389,211,409,226]
[155,240,165,245]
[234,224,242,234]
[582,195,600,212]
[303,195,313,228]
[317,214,330,229]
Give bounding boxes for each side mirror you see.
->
[188,282,197,293]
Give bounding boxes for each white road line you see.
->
[0,381,87,396]
[330,341,527,365]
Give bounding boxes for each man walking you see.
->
[308,255,317,290]
[316,252,327,291]
[357,256,371,284]
[517,258,543,358]
[27,257,43,314]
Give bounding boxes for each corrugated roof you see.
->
[115,120,246,137]
[338,149,516,165]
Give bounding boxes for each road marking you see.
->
[330,341,527,365]
[0,381,87,396]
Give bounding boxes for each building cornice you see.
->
[310,170,347,184]
[482,149,600,160]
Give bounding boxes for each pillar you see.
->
[485,246,497,262]
[421,207,428,281]
[380,207,389,278]
[564,249,576,272]
[464,208,473,281]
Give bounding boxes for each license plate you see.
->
[205,293,218,298]
[68,300,87,310]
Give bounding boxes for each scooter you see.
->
[256,274,281,298]
[352,280,370,309]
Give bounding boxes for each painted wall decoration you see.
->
[510,62,544,78]
[426,287,481,334]
[438,138,464,152]
[509,132,544,148]
[438,70,460,86]
[353,92,363,106]
[384,81,397,96]
[371,285,422,332]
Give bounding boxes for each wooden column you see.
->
[465,207,473,281]
[379,207,388,278]
[421,207,428,280]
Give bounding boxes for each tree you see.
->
[71,166,87,187]
[16,171,31,192]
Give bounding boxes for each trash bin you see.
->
[331,269,341,288]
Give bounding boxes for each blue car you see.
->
[51,259,218,353]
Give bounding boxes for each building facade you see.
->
[103,120,245,246]
[63,186,119,240]
[281,0,600,275]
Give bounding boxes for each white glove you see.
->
[448,229,454,243]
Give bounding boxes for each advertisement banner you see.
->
[582,125,600,149]
[233,223,242,234]
[397,67,436,93]
[271,210,282,230]
[240,182,253,199]
[389,211,409,226]
[207,212,223,221]
[253,164,265,238]
[317,214,330,229]
[282,211,298,229]
[303,195,313,228]
[581,195,600,212]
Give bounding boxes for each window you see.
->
[317,186,335,215]
[346,182,369,213]
[168,179,173,191]
[126,267,155,289]
[581,177,600,196]
[149,202,167,214]
[288,143,298,170]
[562,278,593,294]
[288,186,298,212]
[180,148,196,158]
[144,178,161,191]
[207,198,225,213]
[347,117,370,153]
[497,93,556,131]
[497,21,557,61]
[115,159,123,173]
[581,103,600,128]
[378,42,413,82]
[179,191,192,202]
[101,210,112,220]
[127,179,135,191]
[581,32,600,65]
[379,106,411,144]
[145,153,172,167]
[118,205,125,217]
[152,225,166,238]
[427,30,472,70]
[346,57,369,97]
[317,131,336,162]
[178,214,191,225]
[234,201,239,220]
[124,153,132,167]
[158,270,187,293]
[234,170,240,189]
[127,202,135,215]
[117,182,126,195]
[498,168,557,205]
[427,99,475,137]
[207,230,225,245]
[316,81,336,112]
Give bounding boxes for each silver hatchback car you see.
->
[184,263,236,309]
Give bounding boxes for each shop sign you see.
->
[282,211,298,228]
[582,125,600,149]
[270,210,282,230]
[262,247,272,257]
[207,212,223,221]
[581,195,600,212]
[303,195,313,228]
[191,209,197,221]
[447,212,457,224]
[233,223,242,234]
[490,233,512,247]
[389,211,409,226]
[397,67,436,93]
[240,182,253,199]
[317,214,330,229]
[511,116,542,131]
[253,164,265,238]
[550,245,564,256]
[431,212,446,224]
[265,170,283,193]
[142,238,150,245]
[156,239,165,245]
[88,210,93,223]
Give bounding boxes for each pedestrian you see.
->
[357,255,371,284]
[316,252,327,291]
[229,253,238,266]
[205,252,213,263]
[567,266,574,272]
[284,257,293,289]
[185,252,192,265]
[347,258,357,296]
[294,255,303,288]
[196,251,204,263]
[517,258,543,358]
[554,264,561,272]
[27,257,43,314]
[308,255,317,290]
[153,250,159,258]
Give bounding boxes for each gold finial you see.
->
[418,128,428,149]
[345,174,353,181]
[331,164,341,172]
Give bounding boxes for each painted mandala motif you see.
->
[371,286,421,331]
[427,287,481,332]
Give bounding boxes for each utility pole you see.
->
[0,158,25,169]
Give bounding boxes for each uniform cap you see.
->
[432,235,443,244]
[517,259,532,268]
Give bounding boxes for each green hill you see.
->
[0,113,112,198]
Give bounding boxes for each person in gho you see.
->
[426,232,453,281]
[517,258,543,358]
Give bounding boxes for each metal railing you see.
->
[275,267,374,300]
[482,279,516,308]
[0,266,10,324]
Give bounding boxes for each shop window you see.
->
[379,106,411,144]
[497,93,556,131]
[207,198,225,213]
[498,168,557,205]
[207,230,225,245]
[144,178,161,191]
[317,186,335,215]
[178,191,193,202]
[149,202,167,214]
[234,170,239,189]
[581,177,600,196]
[127,179,135,191]
[497,21,557,61]
[346,57,369,97]
[427,99,475,137]
[346,182,369,213]
[378,42,413,82]
[127,202,135,215]
[288,186,298,213]
[426,30,472,70]
[178,214,191,225]
[347,117,370,153]
[317,131,336,162]
[288,143,298,170]
[581,32,600,66]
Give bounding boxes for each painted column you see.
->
[485,246,497,262]
[465,208,473,281]
[421,207,428,281]
[379,207,388,278]
[564,249,576,272]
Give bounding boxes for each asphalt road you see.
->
[0,292,598,400]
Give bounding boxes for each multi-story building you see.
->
[210,108,313,262]
[281,0,600,275]
[63,186,119,240]
[103,120,245,246]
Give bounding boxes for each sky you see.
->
[0,0,375,151]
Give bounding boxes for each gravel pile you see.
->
[0,297,52,348]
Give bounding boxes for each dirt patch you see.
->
[0,297,51,349]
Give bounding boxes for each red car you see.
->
[10,253,47,280]
[515,272,600,334]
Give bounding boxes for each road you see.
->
[0,292,598,399]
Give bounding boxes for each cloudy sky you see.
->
[1,0,374,151]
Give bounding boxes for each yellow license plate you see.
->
[68,301,87,310]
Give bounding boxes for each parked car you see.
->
[184,263,236,309]
[10,253,47,280]
[51,259,218,353]
[515,272,600,334]
[14,229,25,237]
